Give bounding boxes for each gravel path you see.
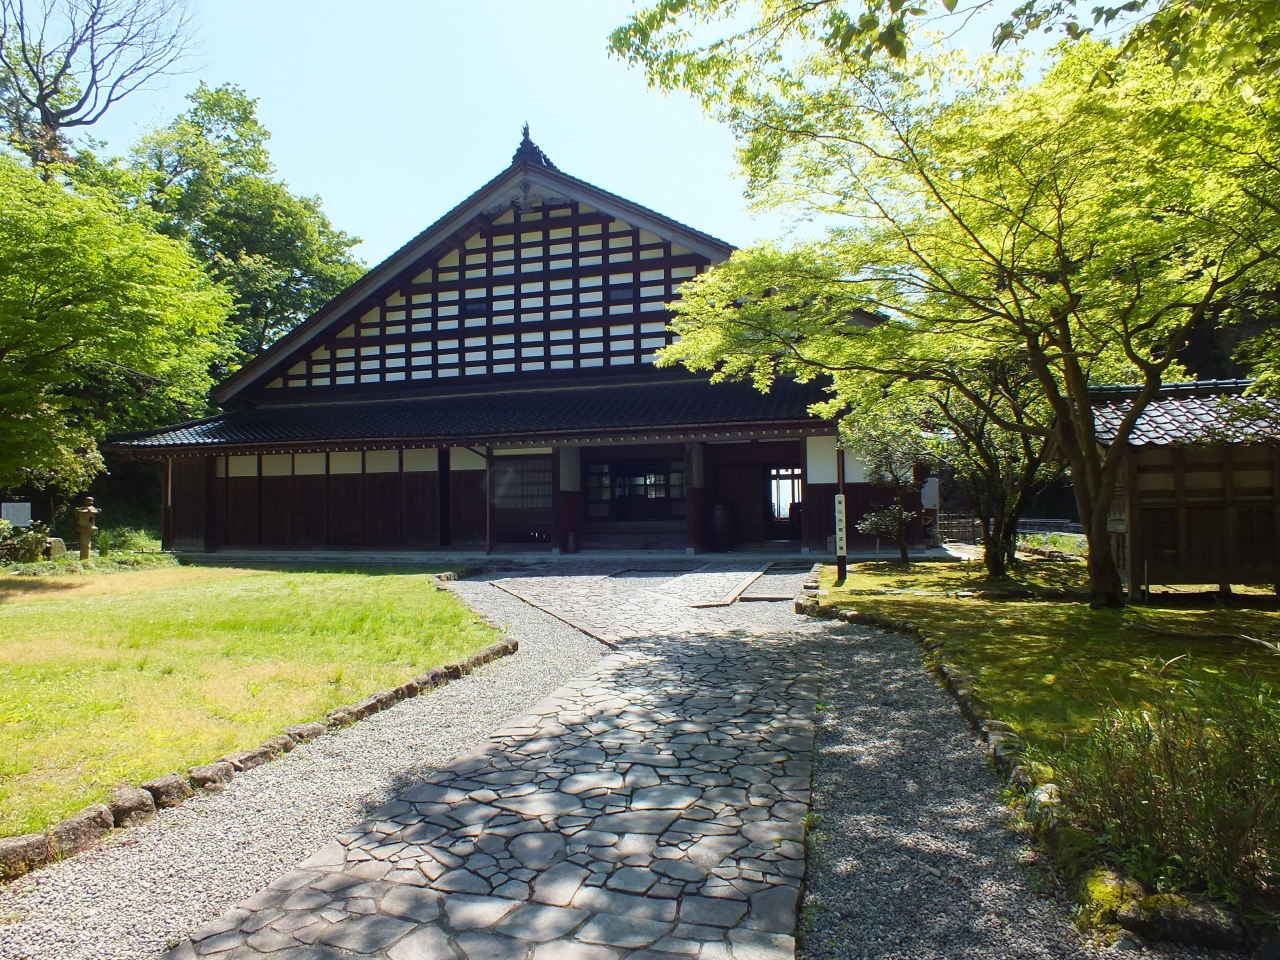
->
[0,581,605,960]
[800,623,1235,960]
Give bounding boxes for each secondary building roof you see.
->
[1092,379,1280,446]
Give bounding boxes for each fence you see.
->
[937,515,1083,544]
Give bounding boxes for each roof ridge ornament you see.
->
[512,123,557,170]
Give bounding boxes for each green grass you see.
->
[820,559,1280,750]
[0,564,498,837]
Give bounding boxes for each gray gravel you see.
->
[800,624,1237,960]
[0,580,606,960]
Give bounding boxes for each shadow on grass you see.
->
[181,560,463,577]
[0,576,86,603]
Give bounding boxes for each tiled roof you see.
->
[108,377,829,452]
[1092,380,1280,446]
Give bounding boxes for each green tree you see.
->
[0,0,193,167]
[76,82,364,357]
[628,34,1280,606]
[834,364,1054,576]
[611,0,1280,99]
[845,422,923,564]
[0,154,231,491]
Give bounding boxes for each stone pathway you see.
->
[165,563,823,959]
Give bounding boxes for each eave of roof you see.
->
[213,150,737,405]
[109,376,830,455]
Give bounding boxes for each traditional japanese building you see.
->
[111,131,884,554]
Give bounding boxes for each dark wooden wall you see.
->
[448,470,487,547]
[1126,443,1279,586]
[200,452,446,550]
[165,458,208,551]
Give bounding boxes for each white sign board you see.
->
[2,502,32,527]
[834,494,847,556]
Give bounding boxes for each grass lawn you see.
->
[819,559,1280,751]
[0,564,498,838]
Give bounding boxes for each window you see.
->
[771,467,803,520]
[586,464,611,502]
[492,457,553,510]
[617,472,668,499]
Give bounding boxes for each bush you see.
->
[0,519,50,562]
[1056,669,1280,904]
[93,526,160,555]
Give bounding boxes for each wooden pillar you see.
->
[550,448,561,554]
[1125,448,1141,599]
[686,441,706,554]
[161,457,173,552]
[1272,446,1280,590]
[1223,445,1236,592]
[485,445,494,555]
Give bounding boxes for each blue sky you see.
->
[85,1,1054,265]
[85,1,771,264]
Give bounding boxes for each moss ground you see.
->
[819,558,1280,749]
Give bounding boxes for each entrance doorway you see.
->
[766,466,803,540]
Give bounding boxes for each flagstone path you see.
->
[164,563,822,960]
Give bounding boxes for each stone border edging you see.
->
[0,575,519,885]
[794,583,1260,954]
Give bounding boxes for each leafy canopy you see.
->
[644,31,1280,602]
[0,154,231,490]
[75,82,365,358]
[611,0,1280,100]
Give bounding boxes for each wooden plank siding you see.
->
[1125,443,1279,587]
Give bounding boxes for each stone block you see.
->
[412,673,438,690]
[142,773,193,808]
[394,679,421,700]
[349,696,382,720]
[261,734,296,755]
[48,803,113,858]
[326,707,355,727]
[389,925,458,960]
[374,689,397,709]
[576,913,671,949]
[445,664,464,681]
[189,761,236,789]
[46,538,66,558]
[0,833,50,880]
[222,747,274,772]
[1117,894,1244,949]
[107,786,156,828]
[745,885,798,933]
[285,721,328,743]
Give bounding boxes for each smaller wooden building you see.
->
[1095,380,1280,592]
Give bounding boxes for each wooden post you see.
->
[835,444,847,580]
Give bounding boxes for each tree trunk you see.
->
[896,511,910,564]
[1075,489,1126,607]
[983,513,1007,578]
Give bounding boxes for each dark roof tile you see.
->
[1092,381,1280,446]
[109,377,828,451]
